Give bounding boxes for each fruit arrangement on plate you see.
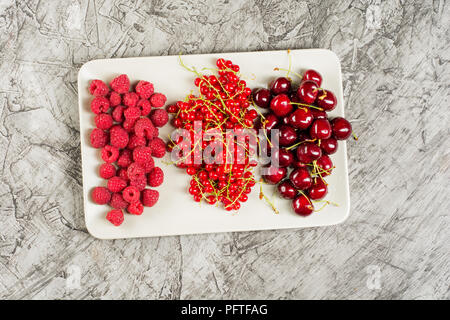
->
[88,74,169,226]
[255,69,353,216]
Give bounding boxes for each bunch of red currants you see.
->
[254,69,353,216]
[167,58,259,211]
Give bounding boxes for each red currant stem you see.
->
[290,102,324,111]
[285,139,317,151]
[259,179,279,214]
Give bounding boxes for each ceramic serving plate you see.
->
[78,49,350,239]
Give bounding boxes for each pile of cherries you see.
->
[254,69,352,216]
[167,58,258,211]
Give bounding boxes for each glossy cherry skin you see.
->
[316,155,333,176]
[311,108,327,119]
[292,194,314,216]
[308,179,328,200]
[253,88,271,108]
[302,69,322,87]
[296,142,322,164]
[270,77,291,95]
[316,89,336,111]
[277,180,297,199]
[262,165,287,185]
[278,125,297,147]
[309,119,332,140]
[257,113,279,131]
[270,94,292,117]
[273,148,294,167]
[281,116,290,125]
[288,108,313,130]
[289,167,312,190]
[331,117,352,140]
[292,160,308,168]
[297,80,319,104]
[320,137,338,155]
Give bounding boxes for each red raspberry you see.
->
[141,157,155,173]
[127,134,147,150]
[110,193,128,209]
[148,167,164,187]
[109,91,121,106]
[124,106,141,120]
[106,209,124,226]
[117,168,129,181]
[91,96,110,114]
[130,176,146,191]
[123,92,139,108]
[149,137,166,158]
[99,163,116,179]
[107,176,127,192]
[101,145,119,163]
[135,81,154,99]
[95,113,113,130]
[133,146,153,164]
[92,187,111,204]
[89,80,109,96]
[137,99,152,116]
[90,128,108,148]
[123,118,137,133]
[117,149,133,168]
[134,117,157,139]
[127,201,144,215]
[150,109,169,127]
[110,125,129,149]
[112,105,125,122]
[150,93,167,108]
[110,74,130,94]
[122,186,140,203]
[127,162,145,180]
[142,189,159,207]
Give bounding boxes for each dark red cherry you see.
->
[257,113,279,131]
[288,108,313,130]
[292,160,308,168]
[320,137,338,155]
[278,125,297,147]
[253,88,271,108]
[302,69,322,87]
[289,167,312,190]
[292,194,314,216]
[316,89,336,111]
[308,179,328,200]
[309,119,332,140]
[296,142,322,164]
[281,116,290,125]
[331,117,352,140]
[273,148,294,167]
[262,165,287,185]
[297,130,311,143]
[297,80,319,104]
[270,94,292,117]
[277,180,297,199]
[311,108,327,119]
[270,77,291,95]
[316,155,333,176]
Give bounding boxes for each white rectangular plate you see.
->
[78,49,350,239]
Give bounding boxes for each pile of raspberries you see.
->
[89,74,168,226]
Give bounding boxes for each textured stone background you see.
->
[0,0,449,299]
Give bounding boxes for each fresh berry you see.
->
[122,186,140,203]
[89,80,109,96]
[142,189,159,207]
[110,74,130,94]
[134,117,157,139]
[110,125,129,149]
[127,134,147,150]
[331,117,352,140]
[308,179,328,200]
[127,162,145,180]
[90,96,110,114]
[135,81,154,99]
[123,118,137,133]
[270,94,292,117]
[277,180,297,199]
[90,128,108,148]
[297,80,318,104]
[117,168,129,181]
[289,167,312,190]
[106,209,124,226]
[316,89,336,111]
[107,176,127,192]
[278,125,297,147]
[123,92,139,108]
[99,163,116,179]
[270,77,291,95]
[124,106,141,120]
[133,146,153,164]
[109,91,121,106]
[141,157,155,173]
[137,99,152,116]
[109,193,128,209]
[149,93,167,108]
[95,113,113,130]
[129,176,147,191]
[127,201,144,215]
[150,109,169,127]
[117,149,133,168]
[92,187,111,204]
[148,167,164,187]
[316,155,333,176]
[309,119,332,140]
[320,137,338,155]
[112,105,125,122]
[253,88,271,108]
[288,108,313,130]
[101,145,120,163]
[148,137,166,158]
[262,165,287,185]
[292,194,314,216]
[296,142,322,164]
[302,69,322,87]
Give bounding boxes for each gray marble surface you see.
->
[0,0,449,300]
